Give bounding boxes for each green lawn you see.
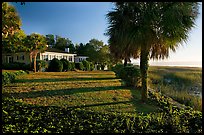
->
[2,71,160,114]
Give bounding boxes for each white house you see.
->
[2,47,82,64]
[74,56,89,63]
[40,48,76,62]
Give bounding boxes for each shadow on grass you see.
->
[129,87,161,113]
[3,86,126,99]
[66,101,132,109]
[15,77,117,83]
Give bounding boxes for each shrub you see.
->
[2,70,27,85]
[67,61,71,71]
[31,60,48,72]
[90,62,94,71]
[112,64,124,78]
[70,62,75,71]
[2,62,30,70]
[82,60,90,71]
[48,58,63,72]
[22,63,32,71]
[75,62,84,70]
[120,66,141,87]
[2,72,15,85]
[60,58,69,72]
[107,64,113,71]
[112,64,141,87]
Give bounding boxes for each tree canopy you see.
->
[2,2,22,39]
[2,2,26,53]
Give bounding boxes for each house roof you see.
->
[45,47,70,53]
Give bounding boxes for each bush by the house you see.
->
[82,60,90,71]
[70,62,75,71]
[22,63,32,71]
[66,61,71,71]
[75,62,84,70]
[90,62,94,71]
[2,62,31,71]
[2,97,202,133]
[48,58,63,72]
[31,60,48,72]
[60,58,69,72]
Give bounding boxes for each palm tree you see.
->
[106,2,199,102]
[106,3,140,66]
[24,33,47,73]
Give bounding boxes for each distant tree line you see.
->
[45,34,120,68]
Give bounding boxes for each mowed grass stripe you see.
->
[3,71,161,114]
[3,79,122,93]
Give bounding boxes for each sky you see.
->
[11,2,202,66]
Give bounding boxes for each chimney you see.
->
[65,48,69,53]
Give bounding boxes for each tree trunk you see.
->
[34,53,37,73]
[124,58,128,67]
[29,52,33,70]
[33,50,39,73]
[140,47,149,103]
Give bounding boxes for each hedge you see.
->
[120,66,141,87]
[2,97,202,133]
[3,62,31,71]
[112,64,141,87]
[2,70,27,85]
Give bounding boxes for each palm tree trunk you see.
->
[33,53,37,73]
[124,58,128,67]
[33,50,39,73]
[29,52,33,70]
[140,47,149,102]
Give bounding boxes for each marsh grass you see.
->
[148,66,202,111]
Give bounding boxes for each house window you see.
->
[63,56,67,60]
[21,55,24,60]
[17,56,19,60]
[69,56,72,62]
[44,55,48,61]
